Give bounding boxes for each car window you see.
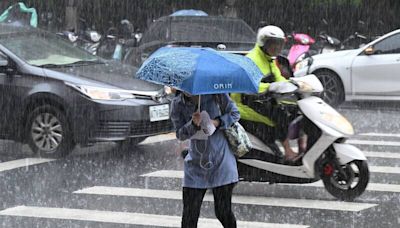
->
[0,31,99,66]
[141,21,166,44]
[170,17,255,42]
[373,33,400,54]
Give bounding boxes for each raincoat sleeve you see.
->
[170,99,198,141]
[218,94,240,129]
[230,93,275,126]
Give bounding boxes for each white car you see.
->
[294,29,400,106]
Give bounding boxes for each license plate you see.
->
[149,104,170,122]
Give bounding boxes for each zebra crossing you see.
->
[0,132,400,227]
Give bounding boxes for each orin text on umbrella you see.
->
[214,83,233,90]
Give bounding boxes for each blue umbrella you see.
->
[170,9,208,16]
[136,47,263,95]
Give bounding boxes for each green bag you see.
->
[224,121,252,157]
[215,94,252,157]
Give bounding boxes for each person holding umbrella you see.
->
[136,47,264,228]
[171,92,239,228]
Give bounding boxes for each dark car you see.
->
[0,24,173,157]
[123,15,256,67]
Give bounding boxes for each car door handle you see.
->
[396,58,400,62]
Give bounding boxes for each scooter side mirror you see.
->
[364,46,374,55]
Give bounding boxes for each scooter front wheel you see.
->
[322,160,369,201]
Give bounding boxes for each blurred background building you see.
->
[0,0,397,42]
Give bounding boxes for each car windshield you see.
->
[0,31,99,66]
[169,17,255,42]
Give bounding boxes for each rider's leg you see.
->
[281,138,298,160]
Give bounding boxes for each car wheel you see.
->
[315,70,344,107]
[117,137,147,151]
[26,105,75,158]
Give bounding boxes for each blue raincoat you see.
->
[171,93,240,188]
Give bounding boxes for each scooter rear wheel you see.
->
[322,160,369,201]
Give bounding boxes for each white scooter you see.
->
[238,75,369,201]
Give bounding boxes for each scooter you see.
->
[57,18,101,55]
[340,20,369,50]
[97,19,138,61]
[237,74,369,201]
[286,33,316,71]
[313,18,341,55]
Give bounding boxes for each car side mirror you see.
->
[364,46,375,55]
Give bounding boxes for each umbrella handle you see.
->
[198,95,201,112]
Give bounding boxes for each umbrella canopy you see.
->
[170,9,208,16]
[136,47,263,95]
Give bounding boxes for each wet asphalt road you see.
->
[0,101,400,228]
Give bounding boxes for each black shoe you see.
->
[283,153,304,166]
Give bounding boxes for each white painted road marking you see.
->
[363,151,400,159]
[74,186,377,212]
[141,170,400,193]
[370,166,400,174]
[142,170,184,178]
[0,158,55,172]
[140,133,400,147]
[0,206,308,228]
[140,133,176,145]
[358,133,400,138]
[347,139,400,147]
[295,182,400,193]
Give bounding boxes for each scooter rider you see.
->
[231,25,301,162]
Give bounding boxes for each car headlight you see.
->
[67,83,135,100]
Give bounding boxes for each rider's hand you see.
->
[290,79,300,88]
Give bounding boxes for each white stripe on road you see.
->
[139,133,400,147]
[0,206,308,228]
[347,139,400,147]
[279,147,400,159]
[294,182,400,193]
[358,133,400,138]
[142,164,400,177]
[0,158,55,172]
[74,186,377,212]
[142,170,184,178]
[364,151,400,159]
[370,166,400,174]
[141,170,400,193]
[140,133,176,145]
